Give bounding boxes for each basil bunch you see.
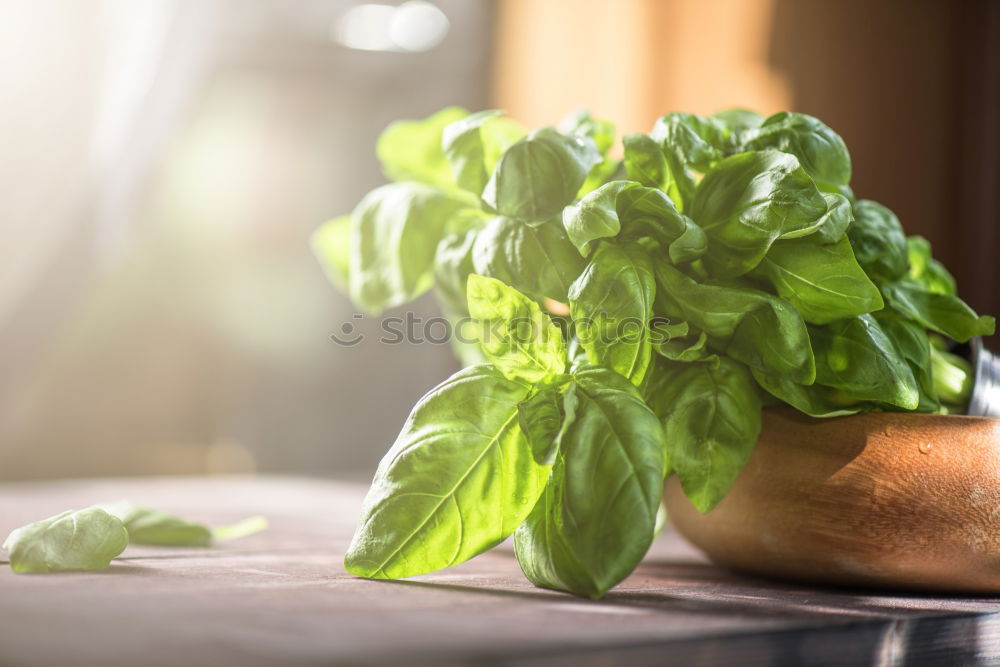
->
[314,107,995,598]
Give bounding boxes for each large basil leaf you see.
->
[3,508,128,573]
[467,274,567,383]
[751,368,867,418]
[569,243,655,386]
[344,365,547,579]
[100,502,212,546]
[514,365,666,599]
[349,183,472,314]
[809,315,919,410]
[691,150,831,277]
[310,215,352,292]
[442,110,526,195]
[847,200,908,283]
[906,235,957,295]
[646,358,761,513]
[472,217,586,302]
[376,106,467,187]
[741,111,852,186]
[483,127,602,223]
[881,279,995,343]
[751,236,883,324]
[655,264,815,383]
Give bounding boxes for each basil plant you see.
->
[313,107,995,598]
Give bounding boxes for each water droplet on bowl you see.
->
[919,442,934,455]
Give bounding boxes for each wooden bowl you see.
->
[664,408,1000,592]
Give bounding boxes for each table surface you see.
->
[2,476,1000,667]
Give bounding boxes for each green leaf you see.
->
[466,274,567,383]
[930,346,974,407]
[751,368,867,418]
[809,314,919,410]
[434,230,479,315]
[710,108,765,148]
[741,111,852,186]
[100,502,211,546]
[345,365,548,580]
[562,110,619,196]
[98,502,268,546]
[907,235,957,295]
[518,385,568,465]
[472,217,586,302]
[442,110,527,195]
[646,358,761,513]
[655,263,815,383]
[514,365,666,599]
[376,106,468,187]
[615,185,707,263]
[652,328,717,365]
[3,508,128,573]
[483,127,602,223]
[561,180,630,254]
[561,181,706,263]
[873,310,940,412]
[847,200,909,283]
[349,183,472,314]
[623,133,673,196]
[569,243,655,386]
[810,193,854,244]
[691,150,831,277]
[881,279,995,343]
[650,113,726,210]
[310,215,352,292]
[751,236,883,324]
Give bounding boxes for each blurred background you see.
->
[1,0,997,481]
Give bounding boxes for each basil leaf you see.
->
[847,200,909,283]
[623,133,676,202]
[483,127,602,223]
[3,508,128,573]
[467,274,567,383]
[650,113,726,210]
[930,346,974,407]
[751,236,883,324]
[741,111,852,186]
[443,110,526,195]
[472,217,586,302]
[710,108,765,147]
[376,106,468,187]
[691,150,830,277]
[653,329,717,365]
[569,243,655,386]
[655,264,815,384]
[561,180,630,254]
[810,193,854,244]
[434,229,479,315]
[562,110,619,196]
[873,310,940,412]
[751,368,867,418]
[907,235,957,295]
[310,215,352,292]
[809,314,919,410]
[562,181,706,263]
[882,279,995,343]
[99,502,212,546]
[647,358,761,513]
[518,385,567,465]
[349,183,472,314]
[345,365,547,579]
[514,365,666,599]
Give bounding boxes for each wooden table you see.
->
[2,476,1000,666]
